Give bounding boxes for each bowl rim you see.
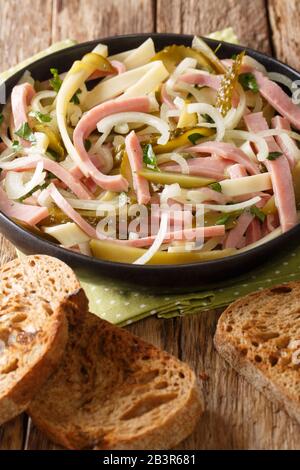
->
[1,32,300,272]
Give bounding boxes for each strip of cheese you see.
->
[84,61,167,108]
[43,222,90,247]
[220,173,272,197]
[123,38,155,69]
[122,61,169,98]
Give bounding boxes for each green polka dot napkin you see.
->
[81,245,300,325]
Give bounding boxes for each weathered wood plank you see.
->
[268,0,300,70]
[156,0,271,53]
[131,314,300,449]
[0,0,53,70]
[52,0,155,42]
[0,0,54,450]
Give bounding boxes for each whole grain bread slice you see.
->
[0,255,88,425]
[29,304,203,450]
[214,282,300,425]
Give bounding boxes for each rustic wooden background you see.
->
[0,0,300,450]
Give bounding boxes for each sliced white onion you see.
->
[174,96,185,110]
[114,123,130,134]
[0,147,17,163]
[96,112,170,145]
[31,90,57,113]
[177,82,217,105]
[113,135,125,147]
[167,58,198,91]
[187,103,225,141]
[276,132,300,161]
[268,72,293,92]
[225,129,269,161]
[26,132,49,156]
[170,154,189,174]
[37,188,52,208]
[239,141,259,162]
[160,183,181,203]
[5,161,45,200]
[133,211,169,265]
[243,55,267,75]
[203,196,261,213]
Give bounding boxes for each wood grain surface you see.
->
[0,0,300,450]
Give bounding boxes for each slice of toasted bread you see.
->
[0,255,88,425]
[29,304,203,450]
[214,282,300,425]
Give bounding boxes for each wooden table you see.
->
[0,0,300,450]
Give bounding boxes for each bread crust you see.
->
[29,312,204,450]
[0,255,89,425]
[214,282,300,425]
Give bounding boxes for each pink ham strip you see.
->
[125,131,151,205]
[224,212,254,249]
[0,156,91,200]
[245,218,262,245]
[179,72,222,90]
[88,60,124,81]
[48,184,97,238]
[262,213,279,236]
[227,163,247,179]
[272,115,297,169]
[244,112,297,232]
[0,187,48,226]
[185,142,260,175]
[161,84,176,109]
[161,156,228,180]
[11,83,36,131]
[117,224,226,248]
[253,71,300,131]
[73,97,150,191]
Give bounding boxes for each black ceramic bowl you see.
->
[1,33,300,292]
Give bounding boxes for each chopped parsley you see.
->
[15,122,36,143]
[0,113,3,125]
[70,88,82,105]
[209,182,222,193]
[267,151,282,161]
[12,140,23,153]
[29,110,52,123]
[238,73,259,93]
[49,68,62,93]
[143,144,159,170]
[250,205,266,223]
[216,214,231,225]
[49,68,81,104]
[187,133,204,145]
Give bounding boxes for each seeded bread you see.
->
[29,306,203,450]
[0,255,88,425]
[214,283,300,425]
